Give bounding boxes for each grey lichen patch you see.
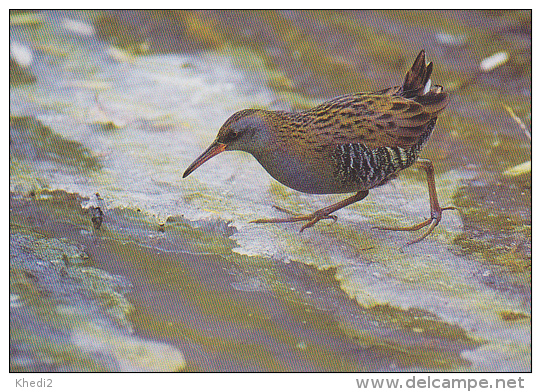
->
[11,229,132,328]
[71,322,185,372]
[72,268,133,328]
[11,265,184,371]
[10,224,185,371]
[10,312,109,372]
[20,235,90,267]
[10,116,102,171]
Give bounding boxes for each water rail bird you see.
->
[183,50,454,245]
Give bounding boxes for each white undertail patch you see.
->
[423,78,432,95]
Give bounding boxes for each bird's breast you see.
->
[251,148,340,194]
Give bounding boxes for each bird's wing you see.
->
[306,92,448,149]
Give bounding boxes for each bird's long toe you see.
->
[251,209,337,230]
[373,204,455,246]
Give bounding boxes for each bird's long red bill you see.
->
[183,142,227,178]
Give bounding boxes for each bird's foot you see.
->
[251,205,337,232]
[373,206,456,246]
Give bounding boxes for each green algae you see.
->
[268,181,296,201]
[267,70,295,92]
[452,178,531,275]
[10,116,102,171]
[74,267,133,327]
[261,170,465,293]
[339,321,473,371]
[9,159,50,194]
[324,222,376,254]
[454,235,530,274]
[94,10,221,55]
[504,161,531,177]
[14,15,79,59]
[10,58,36,86]
[499,310,529,322]
[10,11,43,27]
[90,120,122,133]
[369,304,477,345]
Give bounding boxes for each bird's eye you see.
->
[228,129,241,141]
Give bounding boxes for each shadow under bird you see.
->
[183,50,455,245]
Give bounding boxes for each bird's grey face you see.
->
[183,109,270,178]
[216,110,270,153]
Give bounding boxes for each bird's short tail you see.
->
[400,50,448,115]
[402,50,433,97]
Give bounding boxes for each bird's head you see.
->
[183,109,274,178]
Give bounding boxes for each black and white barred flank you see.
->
[332,119,436,189]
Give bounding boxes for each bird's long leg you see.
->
[374,158,455,245]
[252,190,369,232]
